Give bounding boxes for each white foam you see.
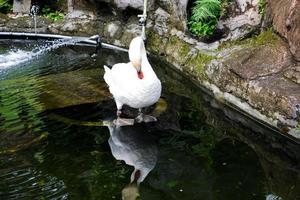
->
[0,39,77,70]
[0,49,34,69]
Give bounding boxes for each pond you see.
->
[0,39,299,200]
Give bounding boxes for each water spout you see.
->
[30,5,39,34]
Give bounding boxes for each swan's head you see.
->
[128,36,146,73]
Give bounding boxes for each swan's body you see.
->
[104,37,161,116]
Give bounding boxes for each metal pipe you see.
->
[143,0,147,16]
[138,0,148,41]
[0,32,128,52]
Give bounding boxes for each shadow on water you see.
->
[0,39,299,200]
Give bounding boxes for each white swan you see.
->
[104,36,161,124]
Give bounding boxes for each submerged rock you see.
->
[40,69,111,110]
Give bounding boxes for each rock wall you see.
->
[13,0,31,14]
[266,0,300,61]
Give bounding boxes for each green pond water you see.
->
[0,39,299,200]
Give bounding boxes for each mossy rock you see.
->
[165,35,191,65]
[147,30,168,55]
[219,29,279,50]
[186,53,215,79]
[0,13,9,24]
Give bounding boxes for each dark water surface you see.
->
[0,40,299,200]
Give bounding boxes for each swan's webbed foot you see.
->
[135,113,157,123]
[113,117,135,126]
[114,110,134,126]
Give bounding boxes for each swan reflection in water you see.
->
[107,124,158,200]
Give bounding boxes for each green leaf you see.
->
[188,0,221,37]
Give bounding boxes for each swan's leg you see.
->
[116,110,122,117]
[135,108,157,123]
[135,109,144,123]
[113,101,134,126]
[116,100,123,116]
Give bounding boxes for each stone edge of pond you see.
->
[143,29,300,142]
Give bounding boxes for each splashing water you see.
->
[0,39,79,70]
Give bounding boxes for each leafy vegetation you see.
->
[189,20,217,36]
[42,6,64,21]
[258,0,266,16]
[0,0,12,14]
[188,0,221,37]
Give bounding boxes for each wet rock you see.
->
[266,0,300,61]
[40,69,111,110]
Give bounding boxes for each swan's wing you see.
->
[104,63,135,97]
[103,65,112,86]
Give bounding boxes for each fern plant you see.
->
[188,0,221,37]
[0,0,12,14]
[42,6,64,21]
[258,0,266,16]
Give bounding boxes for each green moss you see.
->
[169,36,190,55]
[219,29,278,50]
[147,30,164,54]
[252,29,278,46]
[165,35,191,65]
[187,53,215,79]
[0,12,8,21]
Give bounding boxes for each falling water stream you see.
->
[0,39,299,200]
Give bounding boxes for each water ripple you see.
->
[0,167,68,200]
